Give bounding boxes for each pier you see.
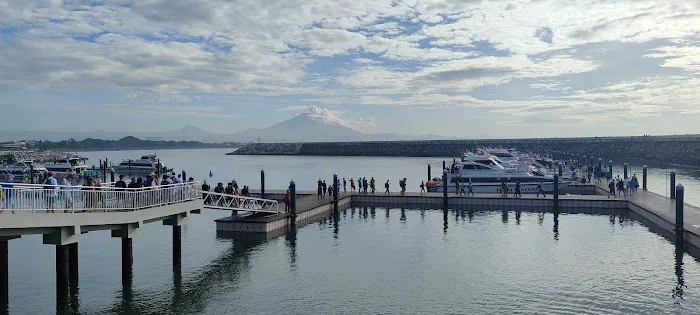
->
[1,168,699,312]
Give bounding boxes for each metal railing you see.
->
[0,182,200,213]
[203,191,280,213]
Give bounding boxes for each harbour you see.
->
[2,148,700,314]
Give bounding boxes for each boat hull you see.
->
[430,181,570,194]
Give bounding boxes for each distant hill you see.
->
[29,137,240,151]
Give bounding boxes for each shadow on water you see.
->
[674,244,687,300]
[98,231,275,315]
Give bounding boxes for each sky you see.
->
[1,0,700,138]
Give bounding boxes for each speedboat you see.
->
[435,155,569,194]
[0,160,47,181]
[44,156,89,177]
[112,154,171,174]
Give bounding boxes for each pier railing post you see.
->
[442,170,448,210]
[676,184,685,245]
[623,163,628,179]
[670,171,677,199]
[333,174,339,213]
[290,181,297,225]
[643,165,648,190]
[260,170,265,200]
[428,164,431,181]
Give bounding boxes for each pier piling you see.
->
[68,243,78,291]
[1,240,7,309]
[623,163,628,179]
[558,163,562,177]
[676,184,685,244]
[172,225,181,268]
[333,174,339,213]
[110,171,115,183]
[427,164,431,181]
[290,181,297,224]
[121,238,133,286]
[554,174,559,212]
[56,245,69,306]
[442,170,448,211]
[671,171,677,199]
[260,170,265,200]
[643,166,648,190]
[608,160,613,179]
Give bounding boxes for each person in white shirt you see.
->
[61,174,73,210]
[45,172,59,212]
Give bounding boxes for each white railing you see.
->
[0,182,200,213]
[203,191,280,213]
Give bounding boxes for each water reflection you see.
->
[501,210,508,224]
[400,207,406,222]
[285,227,298,270]
[673,244,687,300]
[443,210,448,234]
[553,212,560,241]
[515,211,522,226]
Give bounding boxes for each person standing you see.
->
[44,171,59,212]
[322,180,327,198]
[399,178,406,195]
[420,180,425,194]
[384,180,390,194]
[370,177,376,194]
[350,178,356,192]
[317,179,323,198]
[283,189,291,212]
[201,181,211,204]
[363,177,368,194]
[343,178,347,192]
[1,175,15,214]
[62,174,74,211]
[467,179,474,196]
[514,180,522,197]
[608,179,616,198]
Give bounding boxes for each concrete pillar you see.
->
[56,245,70,305]
[172,225,181,268]
[1,240,7,309]
[676,184,685,244]
[290,181,297,225]
[333,174,339,213]
[121,238,133,286]
[623,163,628,179]
[442,170,448,210]
[68,243,78,291]
[670,171,677,199]
[427,164,431,181]
[643,165,648,190]
[260,170,265,200]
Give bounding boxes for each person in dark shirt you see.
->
[127,177,138,189]
[115,175,127,189]
[201,180,211,204]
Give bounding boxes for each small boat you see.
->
[44,156,89,177]
[112,154,172,174]
[0,160,47,182]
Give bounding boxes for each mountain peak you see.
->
[177,124,206,133]
[296,106,360,131]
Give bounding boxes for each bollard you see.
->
[643,165,648,190]
[676,184,685,244]
[110,171,115,183]
[442,170,448,210]
[428,164,431,181]
[333,174,339,213]
[442,160,446,170]
[670,171,676,199]
[623,163,628,179]
[290,180,297,222]
[608,160,613,179]
[260,170,265,200]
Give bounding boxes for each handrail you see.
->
[7,181,200,191]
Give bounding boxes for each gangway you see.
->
[202,191,280,214]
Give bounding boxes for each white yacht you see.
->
[44,156,89,176]
[112,154,171,174]
[436,155,569,194]
[0,160,47,181]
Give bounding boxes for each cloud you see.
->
[276,105,313,111]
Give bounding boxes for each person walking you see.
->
[343,178,347,192]
[467,179,474,196]
[514,180,522,197]
[608,179,616,198]
[363,177,368,194]
[399,178,406,195]
[384,180,390,194]
[420,180,425,194]
[350,178,356,192]
[370,177,376,194]
[536,181,546,197]
[322,180,327,198]
[317,179,323,198]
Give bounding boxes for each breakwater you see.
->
[229,136,700,167]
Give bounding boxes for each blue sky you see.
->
[1,0,700,138]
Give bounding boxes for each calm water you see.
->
[6,149,700,314]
